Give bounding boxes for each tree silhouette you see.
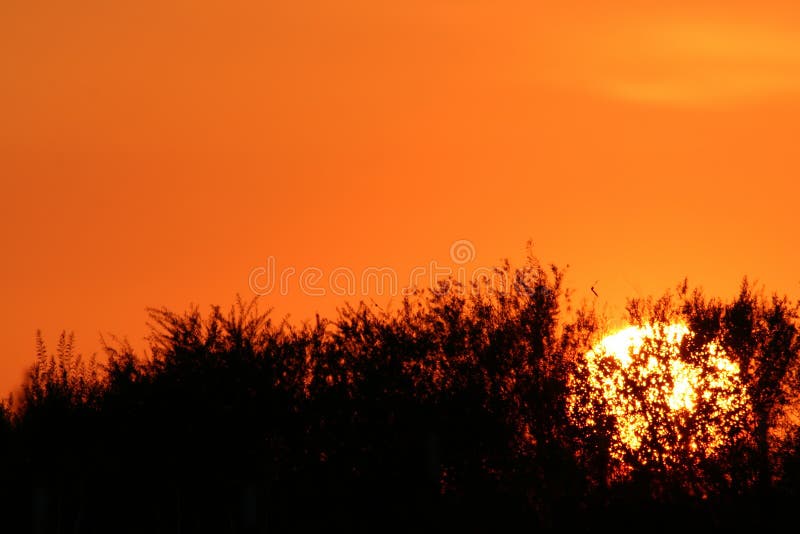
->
[2,259,800,531]
[567,281,800,528]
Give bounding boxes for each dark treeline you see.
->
[2,255,800,532]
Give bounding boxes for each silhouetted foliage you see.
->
[2,257,800,532]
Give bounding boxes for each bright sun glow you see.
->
[569,322,748,475]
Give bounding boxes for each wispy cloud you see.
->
[559,17,800,105]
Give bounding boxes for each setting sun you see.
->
[569,322,748,475]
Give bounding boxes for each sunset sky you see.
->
[3,0,800,395]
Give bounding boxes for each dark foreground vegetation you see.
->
[2,255,800,532]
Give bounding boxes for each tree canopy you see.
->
[1,258,799,532]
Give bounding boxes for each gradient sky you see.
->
[2,0,800,395]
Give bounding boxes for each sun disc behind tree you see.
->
[568,322,749,481]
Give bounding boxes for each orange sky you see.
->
[2,1,800,395]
